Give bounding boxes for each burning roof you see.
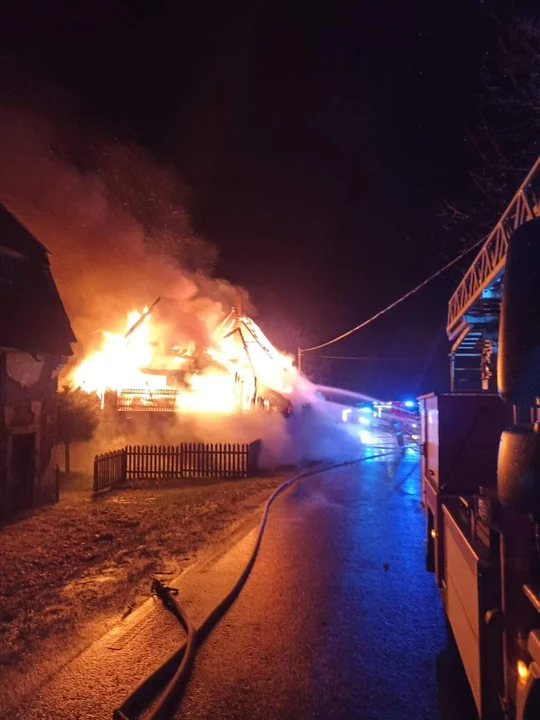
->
[70,300,295,415]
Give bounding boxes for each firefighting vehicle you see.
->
[421,159,540,719]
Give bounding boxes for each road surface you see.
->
[175,449,477,720]
[6,449,477,719]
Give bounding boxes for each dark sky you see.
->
[0,0,526,397]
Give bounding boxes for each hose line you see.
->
[113,449,398,719]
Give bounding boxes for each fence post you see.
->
[55,463,60,502]
[247,439,261,476]
[122,447,128,482]
[93,456,98,493]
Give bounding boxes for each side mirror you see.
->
[498,426,540,513]
[498,218,540,405]
[498,218,540,513]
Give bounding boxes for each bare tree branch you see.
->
[443,13,540,239]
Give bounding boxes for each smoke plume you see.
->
[0,79,247,365]
[0,64,366,471]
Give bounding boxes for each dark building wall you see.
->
[0,350,61,520]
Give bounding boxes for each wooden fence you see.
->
[93,449,127,493]
[93,441,260,492]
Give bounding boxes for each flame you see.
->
[178,372,237,413]
[73,309,160,394]
[70,306,295,415]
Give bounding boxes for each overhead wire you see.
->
[300,235,488,354]
[315,356,415,361]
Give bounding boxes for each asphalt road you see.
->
[175,449,478,720]
[7,448,478,719]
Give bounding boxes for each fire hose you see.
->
[113,449,399,720]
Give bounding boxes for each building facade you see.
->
[0,205,75,520]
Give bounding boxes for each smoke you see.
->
[0,83,247,365]
[0,66,364,472]
[67,404,364,476]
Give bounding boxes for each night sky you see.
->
[0,0,531,397]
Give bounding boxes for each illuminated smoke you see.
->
[0,95,247,369]
[0,75,364,468]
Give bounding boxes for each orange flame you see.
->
[70,307,295,414]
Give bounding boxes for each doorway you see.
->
[10,433,36,512]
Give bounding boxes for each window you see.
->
[0,251,24,286]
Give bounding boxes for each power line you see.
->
[300,236,488,354]
[312,356,415,361]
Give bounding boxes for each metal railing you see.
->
[447,157,540,339]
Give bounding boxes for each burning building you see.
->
[0,99,300,450]
[70,299,295,420]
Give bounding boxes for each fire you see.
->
[70,304,295,415]
[179,372,237,413]
[73,309,158,394]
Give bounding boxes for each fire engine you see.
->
[421,160,540,719]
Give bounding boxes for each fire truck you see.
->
[420,160,540,719]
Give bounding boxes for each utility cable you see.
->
[301,235,488,354]
[315,356,415,361]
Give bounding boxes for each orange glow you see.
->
[179,372,237,413]
[70,306,295,415]
[73,309,160,394]
[517,660,530,684]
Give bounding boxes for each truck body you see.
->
[421,219,540,718]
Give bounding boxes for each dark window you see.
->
[0,252,24,286]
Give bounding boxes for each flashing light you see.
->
[359,416,370,426]
[359,429,371,444]
[359,406,372,414]
[517,660,530,684]
[342,408,352,422]
[404,400,416,408]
